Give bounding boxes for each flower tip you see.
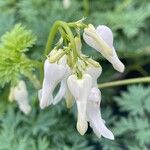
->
[20,104,32,115]
[40,102,49,109]
[113,61,125,73]
[107,133,115,140]
[77,121,88,135]
[40,100,51,109]
[102,128,115,140]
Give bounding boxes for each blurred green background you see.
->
[0,0,150,149]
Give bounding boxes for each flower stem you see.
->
[44,21,77,61]
[98,77,150,89]
[83,0,89,16]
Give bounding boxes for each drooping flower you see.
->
[86,87,114,140]
[9,81,31,115]
[38,20,125,140]
[67,74,92,135]
[39,54,69,109]
[83,24,125,72]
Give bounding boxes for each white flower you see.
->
[63,0,71,9]
[39,57,68,109]
[67,74,92,135]
[52,65,102,105]
[83,24,125,72]
[87,87,114,140]
[86,65,102,87]
[10,81,31,115]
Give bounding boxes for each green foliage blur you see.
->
[0,0,149,149]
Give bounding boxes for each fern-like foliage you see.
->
[1,24,36,53]
[0,24,37,87]
[113,85,150,149]
[0,101,93,150]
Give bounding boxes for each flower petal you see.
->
[67,74,92,135]
[87,87,114,140]
[53,80,67,105]
[14,81,31,115]
[96,25,125,72]
[96,25,113,48]
[40,59,67,109]
[83,24,113,56]
[86,66,102,87]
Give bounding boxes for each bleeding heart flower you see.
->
[67,74,92,135]
[39,58,67,109]
[83,24,125,72]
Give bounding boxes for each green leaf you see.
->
[114,85,150,116]
[1,24,36,53]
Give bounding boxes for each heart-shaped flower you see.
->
[83,24,125,72]
[67,74,92,135]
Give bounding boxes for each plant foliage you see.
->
[0,0,149,149]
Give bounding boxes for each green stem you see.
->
[45,21,77,61]
[83,0,89,16]
[98,77,150,89]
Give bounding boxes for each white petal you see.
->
[83,24,113,56]
[83,32,100,52]
[96,25,113,48]
[87,87,114,140]
[86,66,102,87]
[14,81,31,115]
[53,80,67,105]
[96,26,125,72]
[67,74,92,135]
[40,59,67,109]
[18,99,31,115]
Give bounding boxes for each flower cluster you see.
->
[39,21,125,140]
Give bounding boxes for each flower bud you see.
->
[13,81,31,115]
